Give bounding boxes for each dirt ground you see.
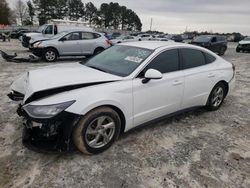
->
[0,40,250,188]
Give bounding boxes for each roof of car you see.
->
[61,29,101,34]
[118,41,191,50]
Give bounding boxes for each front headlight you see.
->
[23,101,75,119]
[33,41,42,48]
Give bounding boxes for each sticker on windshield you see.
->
[125,56,143,63]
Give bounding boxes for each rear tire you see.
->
[73,107,121,154]
[206,82,226,111]
[218,47,226,56]
[43,48,58,62]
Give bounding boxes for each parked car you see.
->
[171,35,183,42]
[138,34,153,41]
[236,36,250,53]
[21,20,93,48]
[110,35,139,44]
[31,30,111,62]
[190,35,228,56]
[8,41,235,154]
[10,29,29,39]
[111,32,121,39]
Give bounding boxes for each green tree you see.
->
[0,0,11,25]
[33,0,51,25]
[85,2,97,25]
[97,2,142,31]
[27,0,35,25]
[68,0,84,21]
[33,0,67,25]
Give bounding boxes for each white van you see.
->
[21,19,94,48]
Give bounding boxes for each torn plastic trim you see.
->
[24,80,118,104]
[8,90,25,101]
[22,111,81,152]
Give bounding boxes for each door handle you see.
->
[208,73,215,78]
[172,80,183,86]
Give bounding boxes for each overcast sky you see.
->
[8,0,250,35]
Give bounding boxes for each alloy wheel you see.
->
[211,87,224,107]
[45,51,56,61]
[85,116,116,148]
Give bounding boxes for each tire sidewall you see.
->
[73,107,121,154]
[44,48,57,62]
[206,83,226,111]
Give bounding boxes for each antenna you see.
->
[150,18,153,31]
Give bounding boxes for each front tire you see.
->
[206,83,226,111]
[73,107,121,154]
[43,48,58,62]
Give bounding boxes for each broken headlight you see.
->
[33,41,43,48]
[23,101,75,119]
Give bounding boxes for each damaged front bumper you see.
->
[17,105,80,153]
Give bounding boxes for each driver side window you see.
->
[145,49,180,74]
[63,32,80,41]
[44,25,53,34]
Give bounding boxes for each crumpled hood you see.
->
[11,63,122,103]
[24,32,42,38]
[29,35,51,44]
[239,40,250,45]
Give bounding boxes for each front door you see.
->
[133,49,184,126]
[58,32,82,55]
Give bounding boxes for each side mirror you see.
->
[142,69,163,84]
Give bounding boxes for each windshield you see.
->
[194,36,212,42]
[37,25,47,32]
[51,31,68,39]
[84,45,153,77]
[243,37,250,41]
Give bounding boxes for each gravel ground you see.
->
[0,40,250,188]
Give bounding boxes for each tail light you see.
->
[106,40,112,45]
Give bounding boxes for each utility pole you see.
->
[150,18,153,31]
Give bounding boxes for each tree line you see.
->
[0,0,142,31]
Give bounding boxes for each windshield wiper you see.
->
[86,65,107,73]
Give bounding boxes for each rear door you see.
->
[133,49,184,125]
[80,32,97,55]
[58,32,82,55]
[180,48,217,109]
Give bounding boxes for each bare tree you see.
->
[15,0,28,25]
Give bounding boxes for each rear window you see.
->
[204,52,216,64]
[81,32,95,39]
[181,48,206,69]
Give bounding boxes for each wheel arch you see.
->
[78,104,126,135]
[216,80,229,97]
[214,80,229,97]
[45,46,59,56]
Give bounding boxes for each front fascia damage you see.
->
[10,80,117,153]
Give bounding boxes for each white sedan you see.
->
[110,35,139,44]
[9,41,235,154]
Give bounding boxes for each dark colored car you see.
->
[171,35,183,42]
[236,37,250,53]
[111,32,121,39]
[190,35,227,56]
[10,29,29,39]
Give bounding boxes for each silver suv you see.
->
[31,30,111,62]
